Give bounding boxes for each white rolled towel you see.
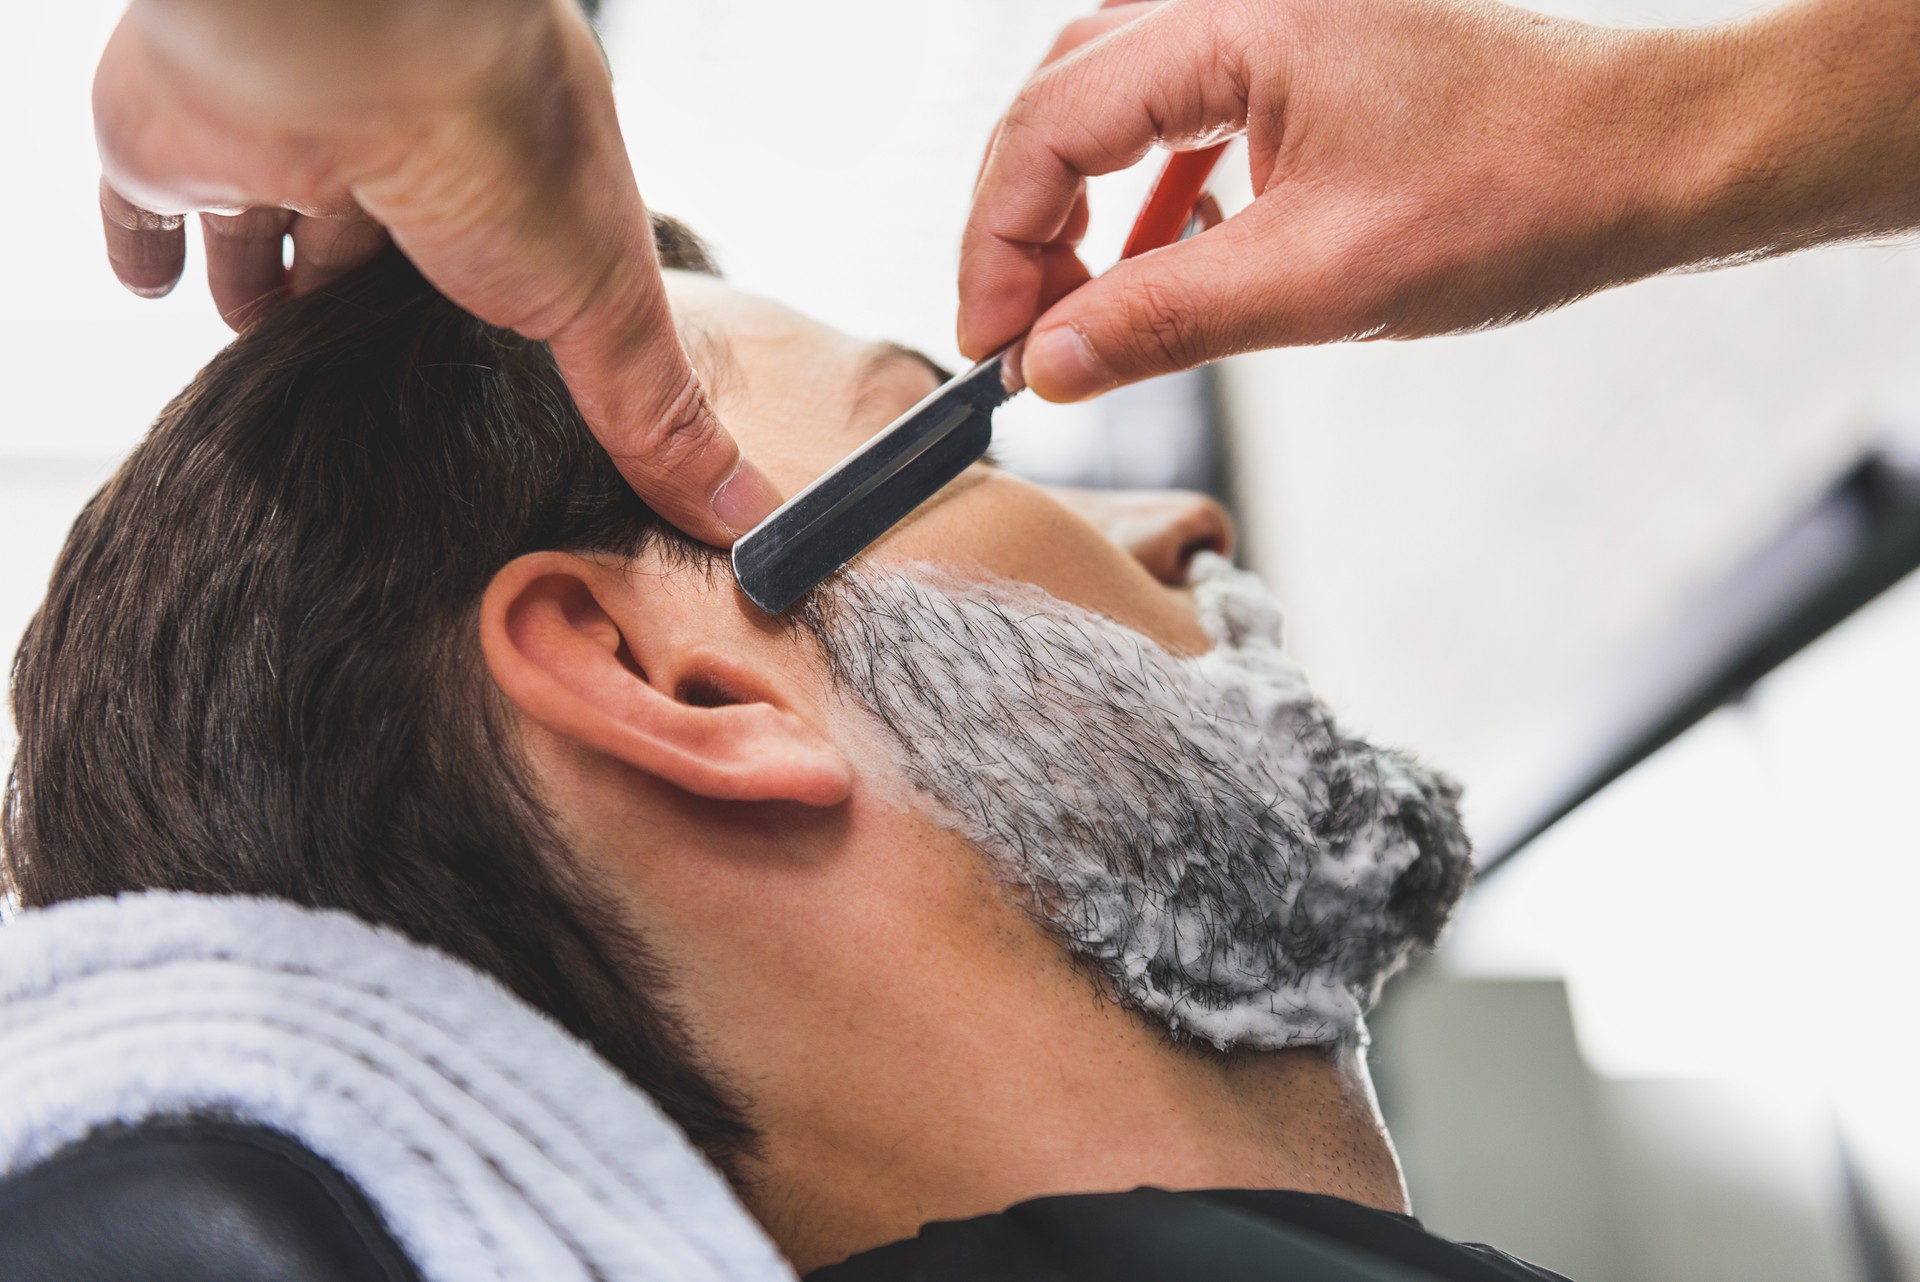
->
[0,891,795,1282]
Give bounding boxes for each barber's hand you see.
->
[959,0,1872,400]
[94,0,779,544]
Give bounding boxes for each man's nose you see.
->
[1055,488,1238,586]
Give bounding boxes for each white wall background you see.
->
[1224,246,1920,774]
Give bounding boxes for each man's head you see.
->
[6,221,1470,1266]
[4,221,754,1163]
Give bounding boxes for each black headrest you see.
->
[0,1118,423,1282]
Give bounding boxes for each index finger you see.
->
[958,0,1252,356]
[968,0,1161,190]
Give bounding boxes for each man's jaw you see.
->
[812,553,1474,1052]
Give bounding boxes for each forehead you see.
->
[665,269,855,355]
[662,270,942,480]
[667,270,859,404]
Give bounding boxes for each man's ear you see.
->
[479,551,851,806]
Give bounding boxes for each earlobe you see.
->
[479,552,852,806]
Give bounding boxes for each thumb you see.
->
[1018,214,1280,401]
[545,246,782,548]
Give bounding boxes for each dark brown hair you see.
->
[3,220,756,1168]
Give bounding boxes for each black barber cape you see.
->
[806,1188,1573,1282]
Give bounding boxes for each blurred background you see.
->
[2,1,1915,1278]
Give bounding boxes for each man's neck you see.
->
[735,981,1409,1273]
[618,811,1410,1273]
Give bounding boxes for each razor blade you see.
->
[731,142,1229,615]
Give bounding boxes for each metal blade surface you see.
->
[731,353,1011,614]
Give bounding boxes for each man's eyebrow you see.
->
[679,322,743,400]
[866,340,955,387]
[850,341,952,422]
[850,341,1002,469]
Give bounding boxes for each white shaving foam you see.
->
[812,553,1473,1051]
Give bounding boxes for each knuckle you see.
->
[1002,82,1048,140]
[611,367,724,477]
[1064,112,1133,176]
[1007,63,1081,144]
[1121,275,1207,372]
[1010,68,1146,178]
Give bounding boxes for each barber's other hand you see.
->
[94,0,778,545]
[960,0,1854,400]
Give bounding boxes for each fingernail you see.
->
[999,338,1028,395]
[1022,324,1112,402]
[712,460,783,536]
